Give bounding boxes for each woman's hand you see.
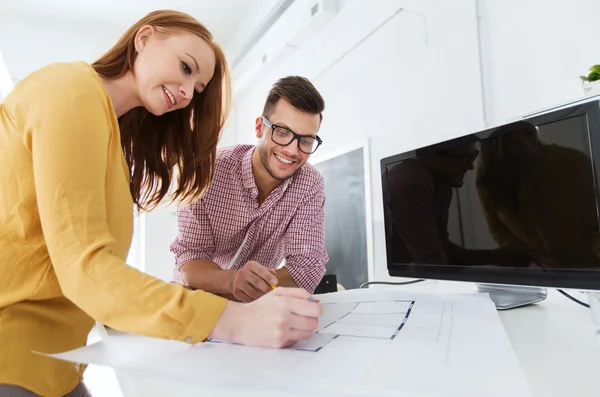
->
[209,287,323,348]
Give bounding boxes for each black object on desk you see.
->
[314,274,338,294]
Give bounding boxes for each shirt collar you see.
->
[241,147,256,190]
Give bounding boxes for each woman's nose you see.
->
[179,84,193,101]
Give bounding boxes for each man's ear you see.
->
[134,25,155,53]
[255,117,264,139]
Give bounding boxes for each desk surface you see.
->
[400,281,600,397]
[91,281,600,397]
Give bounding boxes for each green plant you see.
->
[580,64,600,83]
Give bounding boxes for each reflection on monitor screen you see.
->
[381,100,600,292]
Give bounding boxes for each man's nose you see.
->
[283,138,301,156]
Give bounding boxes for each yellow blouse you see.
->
[0,61,227,396]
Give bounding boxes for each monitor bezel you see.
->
[380,100,600,290]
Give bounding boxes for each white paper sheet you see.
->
[315,299,411,339]
[352,300,412,314]
[47,290,534,397]
[337,312,406,327]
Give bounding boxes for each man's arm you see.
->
[184,259,281,302]
[180,259,236,298]
[170,202,227,292]
[275,267,299,288]
[281,177,328,293]
[172,197,281,301]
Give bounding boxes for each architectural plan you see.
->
[288,299,414,352]
[47,289,534,397]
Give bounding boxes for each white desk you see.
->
[395,281,600,397]
[90,281,600,397]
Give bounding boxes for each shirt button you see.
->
[184,337,193,343]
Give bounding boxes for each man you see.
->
[388,142,532,267]
[170,76,328,302]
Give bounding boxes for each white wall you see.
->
[0,50,14,100]
[0,14,122,81]
[140,209,179,282]
[228,0,484,281]
[225,0,600,283]
[0,2,263,82]
[478,0,600,125]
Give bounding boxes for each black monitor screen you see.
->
[382,101,600,290]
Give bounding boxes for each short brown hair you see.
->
[262,76,325,122]
[92,10,230,211]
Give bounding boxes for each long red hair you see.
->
[91,10,231,210]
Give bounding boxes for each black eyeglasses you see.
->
[262,116,323,154]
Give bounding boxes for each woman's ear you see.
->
[134,25,155,53]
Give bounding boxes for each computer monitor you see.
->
[380,97,600,309]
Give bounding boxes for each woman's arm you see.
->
[28,86,226,344]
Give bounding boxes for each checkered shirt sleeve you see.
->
[170,200,215,284]
[283,176,328,293]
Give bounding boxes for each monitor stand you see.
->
[475,284,548,310]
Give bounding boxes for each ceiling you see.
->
[0,0,264,81]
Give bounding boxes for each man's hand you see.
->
[232,261,279,302]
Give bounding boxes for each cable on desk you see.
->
[359,279,426,289]
[557,289,590,308]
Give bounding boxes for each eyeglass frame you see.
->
[261,116,323,154]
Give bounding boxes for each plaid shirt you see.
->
[170,144,328,293]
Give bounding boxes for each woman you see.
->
[0,10,322,397]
